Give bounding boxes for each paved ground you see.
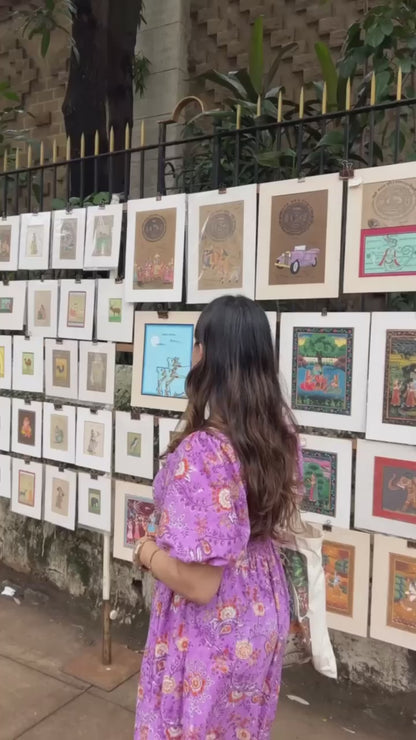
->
[0,573,414,739]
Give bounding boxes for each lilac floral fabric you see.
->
[135,430,290,740]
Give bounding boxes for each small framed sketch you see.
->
[367,312,416,445]
[131,311,199,412]
[371,534,416,650]
[12,335,44,393]
[0,215,20,270]
[279,312,371,432]
[96,279,134,343]
[11,398,42,458]
[78,341,115,405]
[45,339,78,400]
[0,454,11,499]
[51,208,86,269]
[0,396,11,452]
[187,185,257,304]
[355,439,416,539]
[113,480,154,561]
[43,402,76,465]
[19,211,51,270]
[58,279,95,340]
[84,204,123,270]
[78,472,112,533]
[44,464,77,531]
[256,173,343,300]
[125,194,186,303]
[27,280,58,338]
[11,456,43,521]
[300,434,352,528]
[322,527,370,638]
[115,412,154,479]
[76,406,112,473]
[0,335,11,390]
[344,162,416,294]
[159,416,181,460]
[0,281,26,331]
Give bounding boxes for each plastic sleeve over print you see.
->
[157,431,250,566]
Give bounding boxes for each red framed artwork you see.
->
[359,225,416,278]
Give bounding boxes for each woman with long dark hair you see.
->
[134,296,300,739]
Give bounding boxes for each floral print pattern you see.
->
[135,431,290,740]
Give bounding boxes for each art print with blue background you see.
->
[142,323,194,398]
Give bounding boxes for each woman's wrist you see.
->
[140,540,159,570]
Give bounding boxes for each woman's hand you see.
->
[133,537,159,569]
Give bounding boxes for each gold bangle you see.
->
[149,547,162,574]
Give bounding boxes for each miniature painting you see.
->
[51,477,70,517]
[373,456,416,524]
[88,488,101,515]
[76,407,112,473]
[96,279,134,343]
[0,397,11,452]
[383,330,416,427]
[86,351,107,393]
[83,421,104,458]
[22,352,34,376]
[33,290,51,327]
[17,409,36,447]
[12,336,44,393]
[0,216,19,270]
[59,217,78,261]
[127,431,141,458]
[0,346,4,377]
[109,298,122,323]
[53,350,70,388]
[125,496,155,547]
[322,540,354,617]
[12,399,42,458]
[92,214,113,256]
[52,209,86,270]
[197,201,244,291]
[78,341,115,405]
[25,225,44,259]
[67,291,86,328]
[45,339,78,399]
[113,480,154,561]
[84,204,122,270]
[0,336,13,391]
[27,281,58,338]
[77,471,111,532]
[114,411,154,479]
[18,470,35,507]
[0,282,26,332]
[11,458,43,520]
[49,413,68,453]
[299,434,352,528]
[0,297,13,313]
[302,448,337,518]
[0,455,11,499]
[141,323,194,399]
[387,553,416,634]
[0,224,11,262]
[133,208,176,290]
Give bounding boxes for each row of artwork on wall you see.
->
[2,160,416,301]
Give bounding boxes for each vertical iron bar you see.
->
[157,122,167,196]
[2,172,8,217]
[139,149,145,199]
[108,152,114,201]
[27,170,32,213]
[339,109,351,301]
[124,124,131,201]
[368,108,375,167]
[254,126,259,183]
[233,129,240,187]
[296,121,303,179]
[319,118,327,175]
[393,107,401,163]
[212,125,221,189]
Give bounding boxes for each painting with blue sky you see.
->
[141,323,194,398]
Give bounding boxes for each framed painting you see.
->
[12,335,44,393]
[45,339,78,400]
[51,208,86,269]
[299,434,352,528]
[125,194,186,303]
[186,185,257,304]
[58,279,95,341]
[0,281,26,331]
[42,402,76,465]
[115,411,154,479]
[367,312,416,445]
[113,480,154,561]
[256,174,343,300]
[355,439,416,538]
[344,162,416,294]
[76,406,112,473]
[77,472,112,533]
[78,340,116,405]
[19,211,51,271]
[322,527,370,638]
[279,312,371,432]
[11,398,42,458]
[158,416,181,461]
[96,279,134,343]
[27,280,58,338]
[0,334,12,390]
[0,454,11,499]
[44,464,77,531]
[0,396,11,452]
[0,215,20,270]
[84,203,123,270]
[131,311,200,412]
[371,534,416,650]
[11,457,43,521]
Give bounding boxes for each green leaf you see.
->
[379,18,393,36]
[41,30,51,57]
[249,16,264,95]
[2,90,19,102]
[316,130,345,149]
[265,42,297,91]
[200,70,248,100]
[366,24,386,48]
[233,69,258,103]
[92,192,110,206]
[315,42,338,111]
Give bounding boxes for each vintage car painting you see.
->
[275,245,320,275]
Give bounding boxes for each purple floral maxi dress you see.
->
[135,431,290,740]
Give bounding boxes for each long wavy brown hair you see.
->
[168,296,300,539]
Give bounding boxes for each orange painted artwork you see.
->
[322,540,355,617]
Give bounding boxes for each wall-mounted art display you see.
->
[51,208,86,269]
[77,471,112,533]
[125,194,186,303]
[42,402,76,466]
[78,340,115,405]
[370,534,416,650]
[27,280,58,338]
[76,406,112,473]
[0,396,11,452]
[44,338,78,400]
[0,281,26,331]
[344,162,416,294]
[19,211,51,271]
[0,334,12,390]
[256,173,343,300]
[279,312,371,432]
[366,312,416,446]
[12,335,44,393]
[355,439,416,539]
[113,480,154,561]
[0,454,11,499]
[44,464,77,531]
[11,456,43,521]
[322,527,370,638]
[186,185,257,304]
[299,434,352,529]
[58,279,95,341]
[84,203,123,270]
[115,412,154,479]
[131,311,200,412]
[96,279,134,343]
[0,215,20,271]
[158,416,181,462]
[11,398,42,459]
